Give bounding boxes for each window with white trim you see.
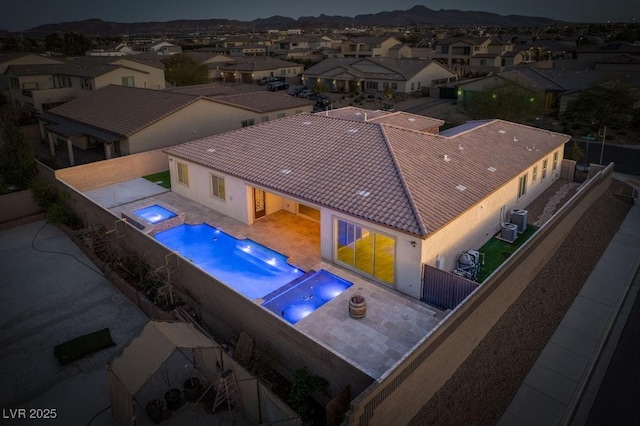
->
[542,159,548,179]
[552,151,558,171]
[241,119,254,127]
[532,165,538,183]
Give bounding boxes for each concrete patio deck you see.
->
[96,180,445,380]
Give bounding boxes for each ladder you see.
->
[212,369,244,420]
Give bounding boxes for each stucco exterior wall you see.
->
[346,163,614,426]
[55,149,168,191]
[421,146,564,275]
[407,63,457,90]
[94,67,164,90]
[321,210,423,296]
[169,159,251,224]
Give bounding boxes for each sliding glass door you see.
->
[336,219,395,285]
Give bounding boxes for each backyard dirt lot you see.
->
[409,178,634,425]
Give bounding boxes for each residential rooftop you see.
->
[164,110,569,238]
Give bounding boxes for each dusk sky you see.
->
[2,0,638,32]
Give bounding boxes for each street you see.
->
[568,139,640,175]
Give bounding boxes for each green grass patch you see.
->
[54,328,115,365]
[477,225,539,283]
[143,170,171,188]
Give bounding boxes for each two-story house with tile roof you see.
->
[38,85,313,166]
[5,56,165,113]
[340,36,403,58]
[302,57,457,94]
[163,107,568,299]
[271,36,333,58]
[431,36,492,76]
[0,53,65,109]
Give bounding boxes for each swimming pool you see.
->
[134,204,177,224]
[262,269,353,324]
[154,223,304,299]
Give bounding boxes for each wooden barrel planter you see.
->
[349,295,366,318]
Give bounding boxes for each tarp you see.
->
[107,321,219,426]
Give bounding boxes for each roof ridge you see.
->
[378,124,429,237]
[127,96,203,136]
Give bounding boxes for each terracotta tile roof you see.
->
[385,120,569,233]
[213,92,314,113]
[320,106,390,121]
[304,57,449,81]
[368,111,444,132]
[319,107,443,132]
[48,85,201,136]
[166,83,238,97]
[220,57,300,72]
[7,56,161,78]
[165,110,568,237]
[500,67,640,92]
[165,113,423,235]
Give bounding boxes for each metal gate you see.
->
[422,264,479,310]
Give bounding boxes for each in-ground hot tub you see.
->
[121,202,184,234]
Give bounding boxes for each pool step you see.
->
[261,269,316,303]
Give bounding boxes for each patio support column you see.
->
[104,142,113,160]
[48,132,56,156]
[66,137,75,166]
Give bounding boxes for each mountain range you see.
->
[16,5,563,37]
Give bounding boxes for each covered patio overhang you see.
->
[39,112,123,166]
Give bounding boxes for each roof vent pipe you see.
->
[364,112,368,121]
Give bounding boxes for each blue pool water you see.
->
[134,204,177,224]
[154,223,304,299]
[262,269,352,324]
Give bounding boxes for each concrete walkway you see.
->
[500,174,640,425]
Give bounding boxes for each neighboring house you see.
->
[340,36,403,58]
[518,40,576,63]
[0,53,64,105]
[576,41,640,64]
[593,54,640,71]
[228,44,268,57]
[456,67,640,115]
[468,40,522,73]
[469,54,503,74]
[164,107,567,299]
[271,36,333,57]
[183,52,236,80]
[216,35,272,49]
[38,84,313,165]
[5,56,165,113]
[167,83,314,120]
[137,41,182,56]
[219,57,303,83]
[431,36,492,75]
[302,57,457,93]
[85,42,136,57]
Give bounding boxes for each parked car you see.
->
[309,94,331,106]
[267,81,289,91]
[258,76,279,85]
[287,85,306,96]
[297,89,316,98]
